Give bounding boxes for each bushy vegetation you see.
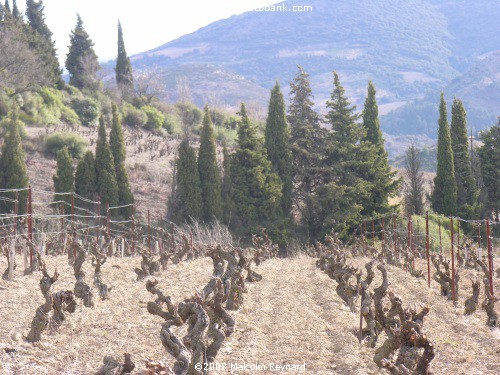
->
[141,105,165,130]
[44,132,88,159]
[71,97,100,127]
[122,103,147,127]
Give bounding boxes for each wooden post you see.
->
[393,213,397,259]
[96,198,101,246]
[457,220,461,264]
[381,217,385,249]
[450,217,456,304]
[486,218,494,296]
[438,219,443,254]
[426,211,430,288]
[106,202,110,237]
[131,206,135,255]
[28,185,33,268]
[71,194,76,260]
[147,208,151,254]
[14,191,18,255]
[478,222,481,249]
[372,219,375,246]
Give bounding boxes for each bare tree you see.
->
[134,68,167,104]
[403,143,425,215]
[0,28,51,94]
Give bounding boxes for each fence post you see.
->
[457,220,461,264]
[393,213,397,259]
[438,219,442,253]
[372,219,375,246]
[106,202,110,237]
[381,217,385,249]
[148,208,151,255]
[486,218,494,296]
[28,185,33,268]
[478,222,481,249]
[131,206,135,255]
[71,194,76,259]
[96,197,101,246]
[450,217,456,305]
[426,211,430,288]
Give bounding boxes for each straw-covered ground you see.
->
[0,254,499,374]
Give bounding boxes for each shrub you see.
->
[163,112,181,134]
[39,87,63,107]
[142,105,165,130]
[44,132,88,159]
[60,106,80,125]
[71,97,100,127]
[122,104,147,127]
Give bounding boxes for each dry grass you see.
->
[1,254,499,374]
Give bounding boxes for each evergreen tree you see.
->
[311,71,368,239]
[109,103,134,217]
[115,21,134,94]
[198,106,221,221]
[75,150,96,203]
[431,93,457,216]
[478,118,500,222]
[230,103,282,232]
[53,146,74,214]
[403,144,425,215]
[360,81,399,216]
[25,0,62,86]
[95,116,118,208]
[221,141,233,224]
[66,14,100,90]
[168,139,202,223]
[4,0,10,16]
[0,112,28,213]
[450,98,477,209]
[288,66,325,220]
[11,0,20,20]
[265,81,293,215]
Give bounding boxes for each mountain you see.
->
[129,0,499,130]
[381,52,500,138]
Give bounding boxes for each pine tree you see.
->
[66,14,100,90]
[115,21,134,94]
[431,93,457,216]
[311,71,367,239]
[360,81,399,216]
[168,139,202,223]
[221,141,233,224]
[450,98,477,209]
[265,81,293,215]
[25,0,62,86]
[478,118,500,222]
[230,103,282,232]
[109,103,134,217]
[53,146,74,214]
[198,106,221,221]
[288,66,325,220]
[95,116,118,208]
[75,150,96,204]
[0,112,28,213]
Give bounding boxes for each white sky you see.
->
[17,0,278,63]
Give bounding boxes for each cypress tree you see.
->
[95,116,118,208]
[265,81,293,215]
[75,150,96,204]
[66,14,100,90]
[0,112,28,213]
[360,81,399,216]
[11,0,20,20]
[478,118,500,222]
[4,0,10,16]
[109,103,134,217]
[168,139,202,223]
[431,93,457,216]
[115,21,134,94]
[53,146,74,214]
[450,98,476,208]
[288,66,325,221]
[25,0,62,86]
[230,103,282,232]
[198,106,221,221]
[221,141,233,224]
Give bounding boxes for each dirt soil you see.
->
[0,254,499,374]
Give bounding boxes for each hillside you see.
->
[381,52,500,138]
[128,0,499,129]
[1,255,499,374]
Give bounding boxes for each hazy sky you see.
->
[17,0,278,63]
